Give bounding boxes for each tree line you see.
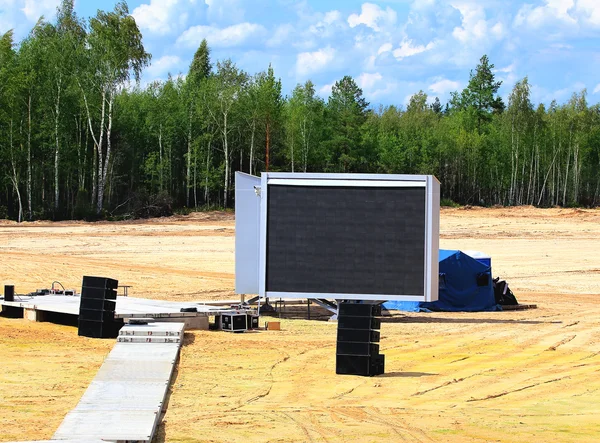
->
[1,1,599,221]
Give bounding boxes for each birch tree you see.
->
[84,1,149,214]
[206,60,246,207]
[184,39,211,206]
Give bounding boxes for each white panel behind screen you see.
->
[235,172,261,294]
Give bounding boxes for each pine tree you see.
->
[451,54,504,133]
[326,76,369,172]
[188,39,211,88]
[431,97,442,114]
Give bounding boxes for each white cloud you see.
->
[21,0,59,22]
[514,0,600,31]
[296,46,335,77]
[323,10,341,25]
[429,78,460,95]
[369,81,398,99]
[514,0,576,29]
[574,0,600,26]
[133,0,177,35]
[495,63,515,74]
[132,0,199,36]
[349,72,397,100]
[319,82,334,97]
[490,22,504,38]
[205,0,244,23]
[377,43,392,55]
[147,55,182,77]
[309,9,345,37]
[348,3,397,31]
[452,2,505,44]
[357,72,383,91]
[494,63,518,89]
[266,23,294,48]
[593,84,600,94]
[392,38,435,60]
[177,22,266,48]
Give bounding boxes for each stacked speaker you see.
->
[336,303,385,376]
[78,276,123,339]
[4,285,14,302]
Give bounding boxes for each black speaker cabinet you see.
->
[79,298,116,311]
[4,285,14,302]
[337,341,379,356]
[81,287,117,300]
[82,276,118,290]
[338,303,382,317]
[337,316,381,330]
[336,354,385,376]
[221,313,247,332]
[373,354,385,375]
[79,309,115,322]
[78,319,123,339]
[337,328,380,343]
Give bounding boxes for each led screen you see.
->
[266,185,426,296]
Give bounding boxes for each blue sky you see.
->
[1,0,599,108]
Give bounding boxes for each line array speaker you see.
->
[338,303,382,317]
[337,328,380,343]
[82,276,118,290]
[337,316,381,330]
[78,276,121,339]
[336,354,385,376]
[81,287,117,300]
[336,341,379,356]
[336,302,385,377]
[79,298,116,311]
[79,309,116,323]
[78,319,124,339]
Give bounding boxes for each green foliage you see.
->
[440,198,461,208]
[325,75,370,172]
[450,55,504,133]
[88,1,150,84]
[0,10,599,224]
[188,39,211,88]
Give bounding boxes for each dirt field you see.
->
[1,207,600,442]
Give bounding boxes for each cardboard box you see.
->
[265,321,281,331]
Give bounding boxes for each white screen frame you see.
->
[258,173,439,302]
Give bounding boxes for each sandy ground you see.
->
[1,207,600,442]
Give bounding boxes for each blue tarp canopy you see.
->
[384,250,500,312]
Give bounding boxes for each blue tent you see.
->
[384,250,500,312]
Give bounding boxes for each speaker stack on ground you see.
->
[78,276,123,339]
[336,303,385,376]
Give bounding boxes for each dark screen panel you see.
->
[266,185,426,296]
